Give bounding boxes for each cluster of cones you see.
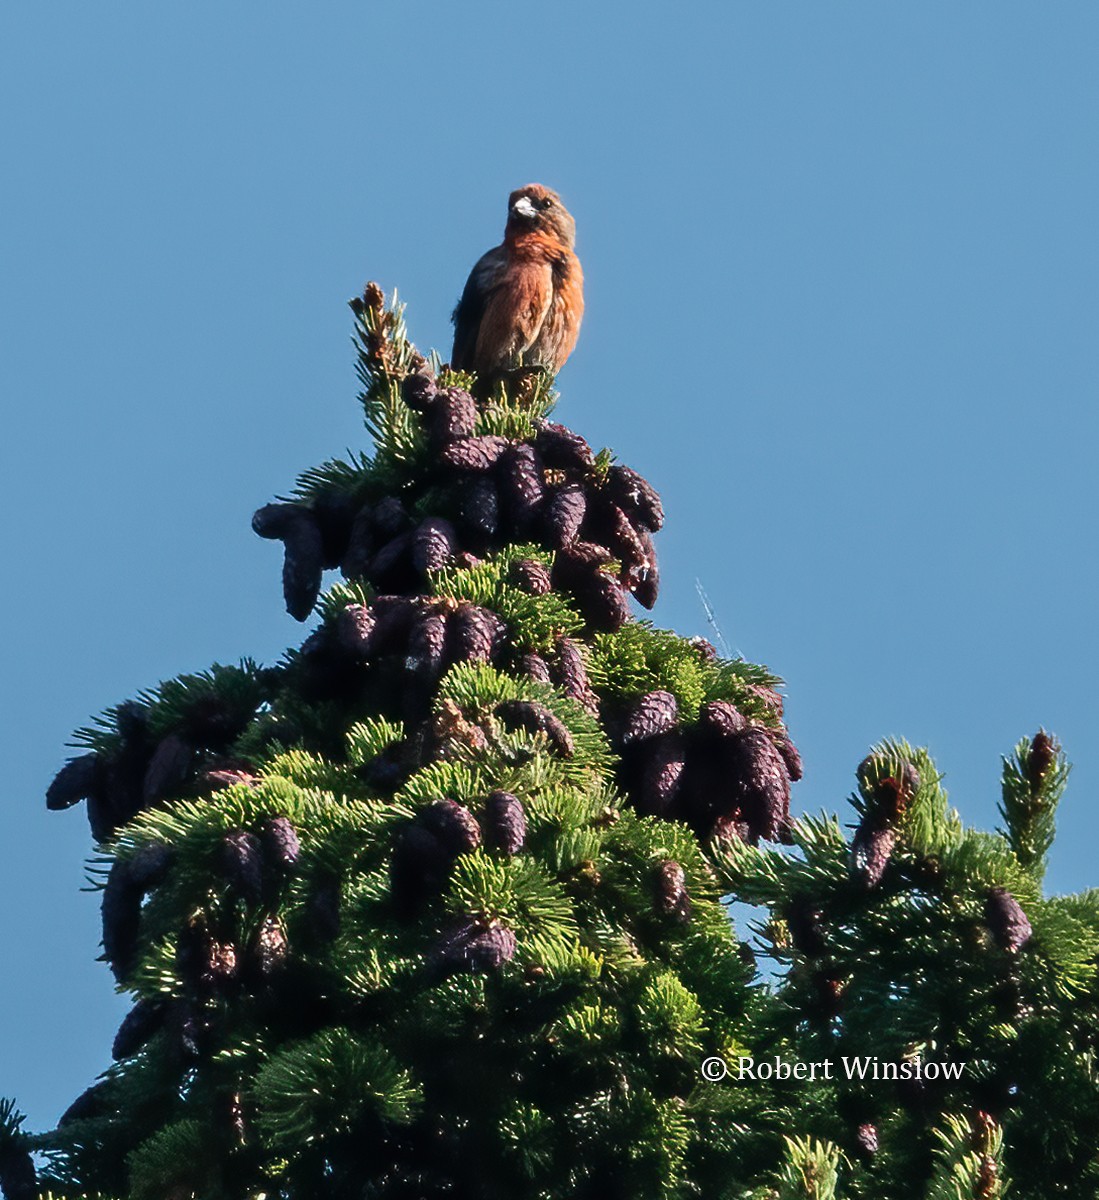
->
[613,689,802,844]
[253,364,663,632]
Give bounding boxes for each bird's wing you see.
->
[451,245,508,370]
[474,258,554,368]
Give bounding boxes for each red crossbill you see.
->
[451,184,584,379]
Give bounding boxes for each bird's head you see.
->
[505,184,576,248]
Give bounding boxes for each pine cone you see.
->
[637,731,687,817]
[142,733,194,804]
[533,420,595,470]
[773,732,803,782]
[429,386,478,443]
[369,530,417,593]
[412,516,458,575]
[58,1083,107,1126]
[572,570,630,633]
[518,652,553,684]
[441,434,511,472]
[308,875,342,941]
[400,369,438,411]
[654,860,692,922]
[985,888,1032,952]
[731,727,791,843]
[371,496,409,539]
[543,483,587,548]
[459,475,500,541]
[623,524,659,609]
[850,820,896,889]
[509,557,552,595]
[449,604,506,664]
[697,700,748,739]
[620,690,679,745]
[46,752,100,810]
[745,683,784,718]
[605,464,664,532]
[1026,730,1059,789]
[221,830,264,902]
[498,443,545,530]
[554,637,599,713]
[312,491,355,569]
[198,765,258,793]
[431,919,517,979]
[855,1123,879,1158]
[102,861,142,981]
[484,790,527,854]
[496,699,575,757]
[407,606,450,679]
[420,799,482,855]
[253,504,324,621]
[112,998,166,1060]
[262,816,301,873]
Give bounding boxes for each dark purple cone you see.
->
[850,821,896,889]
[429,386,478,442]
[112,998,166,1060]
[855,1123,879,1158]
[412,516,458,575]
[262,816,301,872]
[498,443,545,530]
[0,1145,36,1200]
[391,825,452,915]
[253,505,324,621]
[985,888,1032,952]
[459,475,500,542]
[603,503,647,569]
[621,690,679,746]
[654,860,692,922]
[605,464,664,532]
[341,503,375,579]
[142,733,194,804]
[573,571,630,633]
[1026,730,1059,789]
[732,728,791,843]
[518,652,553,684]
[407,607,450,679]
[509,558,552,595]
[622,523,659,608]
[698,700,748,739]
[128,842,176,891]
[785,897,826,956]
[46,752,100,810]
[369,530,417,593]
[441,434,510,472]
[86,790,119,843]
[533,420,595,471]
[496,699,575,758]
[745,683,784,719]
[431,919,517,979]
[449,604,506,664]
[177,918,237,991]
[335,603,377,659]
[484,791,526,854]
[254,916,289,976]
[543,483,587,548]
[359,740,414,793]
[420,799,482,855]
[555,540,615,572]
[338,598,414,659]
[401,370,438,411]
[102,861,142,981]
[555,637,598,713]
[638,731,687,817]
[222,830,264,902]
[772,733,803,782]
[710,813,751,843]
[371,496,409,539]
[308,875,342,940]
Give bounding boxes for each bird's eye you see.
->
[539,197,553,210]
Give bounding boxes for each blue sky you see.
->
[3,3,1098,1130]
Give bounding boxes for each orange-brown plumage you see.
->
[452,184,584,379]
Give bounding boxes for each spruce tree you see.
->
[5,285,1098,1199]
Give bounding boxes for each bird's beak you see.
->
[511,196,537,220]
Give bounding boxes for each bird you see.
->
[451,184,584,380]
